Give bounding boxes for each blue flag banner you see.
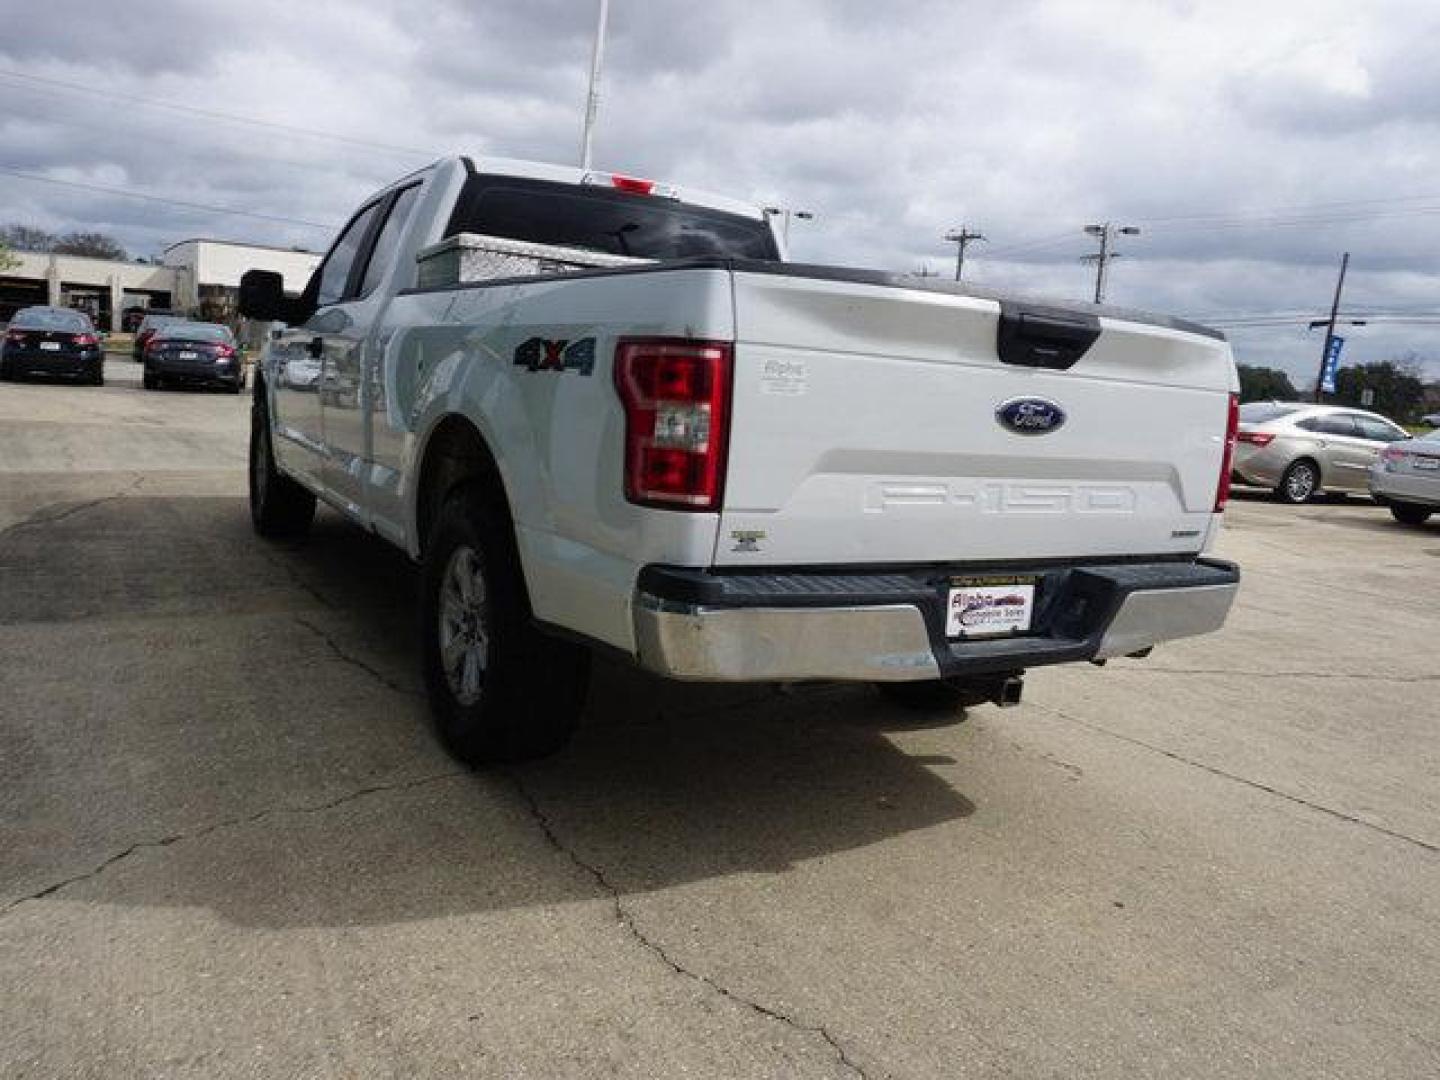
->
[1321,335,1344,394]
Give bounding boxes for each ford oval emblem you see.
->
[996,397,1066,435]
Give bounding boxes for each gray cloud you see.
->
[0,0,1437,384]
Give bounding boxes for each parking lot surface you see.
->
[2,360,1438,1078]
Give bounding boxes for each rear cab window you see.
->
[445,173,780,261]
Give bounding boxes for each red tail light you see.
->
[1236,431,1274,447]
[4,330,24,344]
[214,344,236,358]
[1214,392,1240,512]
[73,333,98,347]
[1381,445,1408,464]
[614,338,733,510]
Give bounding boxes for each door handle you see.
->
[307,336,323,359]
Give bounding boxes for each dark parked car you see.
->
[142,322,245,392]
[132,311,189,360]
[0,306,105,385]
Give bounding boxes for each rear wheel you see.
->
[420,483,589,764]
[142,372,157,390]
[1390,502,1434,526]
[1277,459,1319,504]
[249,391,316,537]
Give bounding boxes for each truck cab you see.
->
[242,155,1240,764]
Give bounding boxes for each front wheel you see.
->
[249,394,316,537]
[1277,459,1319,504]
[420,483,589,764]
[1390,502,1434,526]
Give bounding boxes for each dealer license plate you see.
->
[946,576,1036,639]
[39,341,61,351]
[1413,456,1439,471]
[178,350,199,360]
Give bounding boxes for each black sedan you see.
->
[142,322,245,392]
[0,306,105,385]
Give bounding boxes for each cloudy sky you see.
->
[2,0,1439,385]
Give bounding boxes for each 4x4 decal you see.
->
[513,336,596,376]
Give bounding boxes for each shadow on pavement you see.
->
[1,490,979,928]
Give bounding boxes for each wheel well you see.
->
[414,415,509,556]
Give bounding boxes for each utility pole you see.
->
[762,206,815,249]
[579,0,610,170]
[1081,222,1140,304]
[1311,252,1352,403]
[943,226,985,282]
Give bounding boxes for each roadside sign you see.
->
[1321,335,1344,394]
[1361,387,1375,408]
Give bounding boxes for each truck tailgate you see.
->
[716,269,1235,566]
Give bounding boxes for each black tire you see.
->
[419,482,590,764]
[1276,459,1320,504]
[142,372,157,390]
[249,392,316,537]
[1390,502,1434,526]
[91,367,105,387]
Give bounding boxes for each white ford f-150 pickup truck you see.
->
[239,155,1241,763]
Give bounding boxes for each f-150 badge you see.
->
[514,336,596,375]
[996,397,1066,435]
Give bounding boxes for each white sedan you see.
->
[1370,429,1440,525]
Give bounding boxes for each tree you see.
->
[2,225,57,253]
[1331,361,1426,422]
[0,240,18,273]
[1236,364,1298,402]
[52,231,127,261]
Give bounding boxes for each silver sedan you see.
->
[1232,403,1412,503]
[1370,429,1440,525]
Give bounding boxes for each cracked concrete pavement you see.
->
[1,359,1438,1078]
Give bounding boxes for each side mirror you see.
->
[239,269,308,324]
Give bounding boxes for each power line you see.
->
[0,166,336,230]
[1136,191,1440,225]
[983,229,1078,258]
[0,68,436,160]
[2,99,396,185]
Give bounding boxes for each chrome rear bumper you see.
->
[633,559,1239,683]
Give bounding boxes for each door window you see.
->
[1298,415,1359,437]
[315,201,384,307]
[359,185,423,297]
[1355,416,1407,443]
